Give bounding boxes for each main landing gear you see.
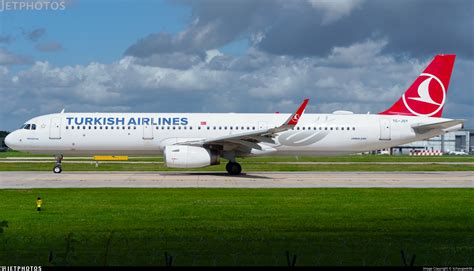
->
[53,154,63,174]
[226,161,242,175]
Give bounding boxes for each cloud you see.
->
[125,0,472,61]
[35,42,63,52]
[0,35,13,44]
[125,0,282,58]
[258,0,474,59]
[23,28,46,42]
[3,38,473,131]
[307,0,365,24]
[0,48,32,65]
[325,38,391,66]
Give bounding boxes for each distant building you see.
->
[391,128,473,155]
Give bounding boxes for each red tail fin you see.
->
[379,54,455,117]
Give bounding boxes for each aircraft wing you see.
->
[411,119,464,133]
[176,99,309,150]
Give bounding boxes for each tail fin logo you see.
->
[292,113,300,122]
[401,73,446,117]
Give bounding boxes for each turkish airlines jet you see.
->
[4,54,463,175]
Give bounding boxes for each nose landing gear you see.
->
[53,154,63,173]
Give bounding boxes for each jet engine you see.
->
[164,145,220,168]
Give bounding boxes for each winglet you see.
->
[285,99,309,125]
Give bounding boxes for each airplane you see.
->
[4,54,463,175]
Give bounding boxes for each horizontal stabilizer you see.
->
[411,119,464,133]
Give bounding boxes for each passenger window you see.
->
[66,126,69,130]
[71,126,75,130]
[94,126,97,130]
[352,127,355,130]
[77,126,80,130]
[105,126,108,130]
[89,126,91,130]
[189,126,192,130]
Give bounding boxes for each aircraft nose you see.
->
[4,132,18,149]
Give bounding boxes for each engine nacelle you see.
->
[164,145,220,168]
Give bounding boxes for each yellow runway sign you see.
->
[93,156,129,161]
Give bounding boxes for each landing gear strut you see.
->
[53,154,63,174]
[226,161,242,175]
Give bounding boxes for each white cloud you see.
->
[326,38,390,66]
[308,0,365,24]
[1,40,472,130]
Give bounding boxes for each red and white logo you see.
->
[401,73,446,117]
[292,113,300,122]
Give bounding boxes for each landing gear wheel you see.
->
[53,166,62,174]
[53,154,63,174]
[226,162,242,175]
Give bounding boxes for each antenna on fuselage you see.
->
[60,108,65,113]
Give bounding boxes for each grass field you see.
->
[0,188,472,266]
[1,151,473,172]
[2,150,474,162]
[0,161,472,172]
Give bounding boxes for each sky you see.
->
[0,0,473,131]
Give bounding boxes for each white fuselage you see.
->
[5,112,461,156]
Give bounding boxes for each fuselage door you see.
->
[49,117,61,139]
[379,118,391,140]
[143,124,154,140]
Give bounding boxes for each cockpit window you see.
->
[21,123,36,130]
